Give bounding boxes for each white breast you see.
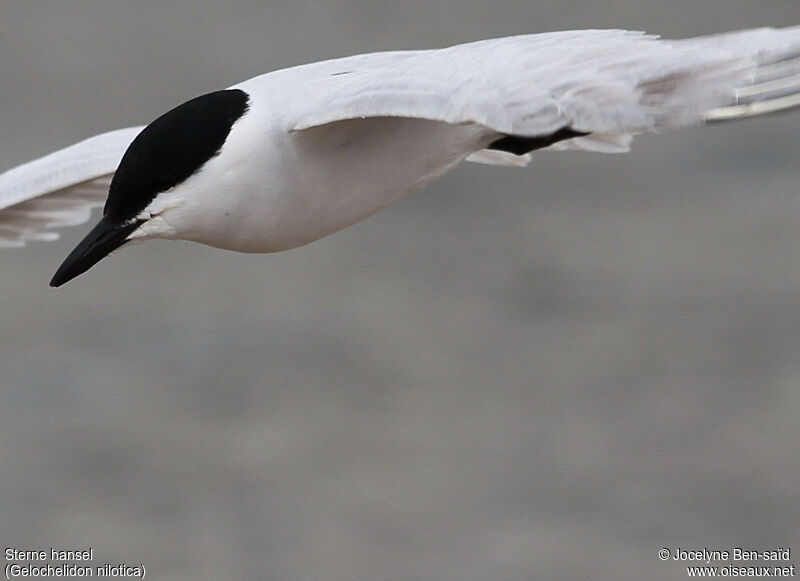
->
[138,90,493,253]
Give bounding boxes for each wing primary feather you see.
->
[0,127,142,248]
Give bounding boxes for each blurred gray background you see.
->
[2,2,800,580]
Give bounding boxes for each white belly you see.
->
[150,115,492,253]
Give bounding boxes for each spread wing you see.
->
[0,127,143,247]
[281,27,800,165]
[4,27,800,250]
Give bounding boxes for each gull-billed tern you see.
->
[1,28,799,287]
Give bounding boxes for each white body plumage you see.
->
[1,27,800,286]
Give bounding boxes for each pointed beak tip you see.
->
[49,266,76,288]
[49,274,67,289]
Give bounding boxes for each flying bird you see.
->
[2,27,800,287]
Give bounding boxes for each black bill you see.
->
[50,216,143,287]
